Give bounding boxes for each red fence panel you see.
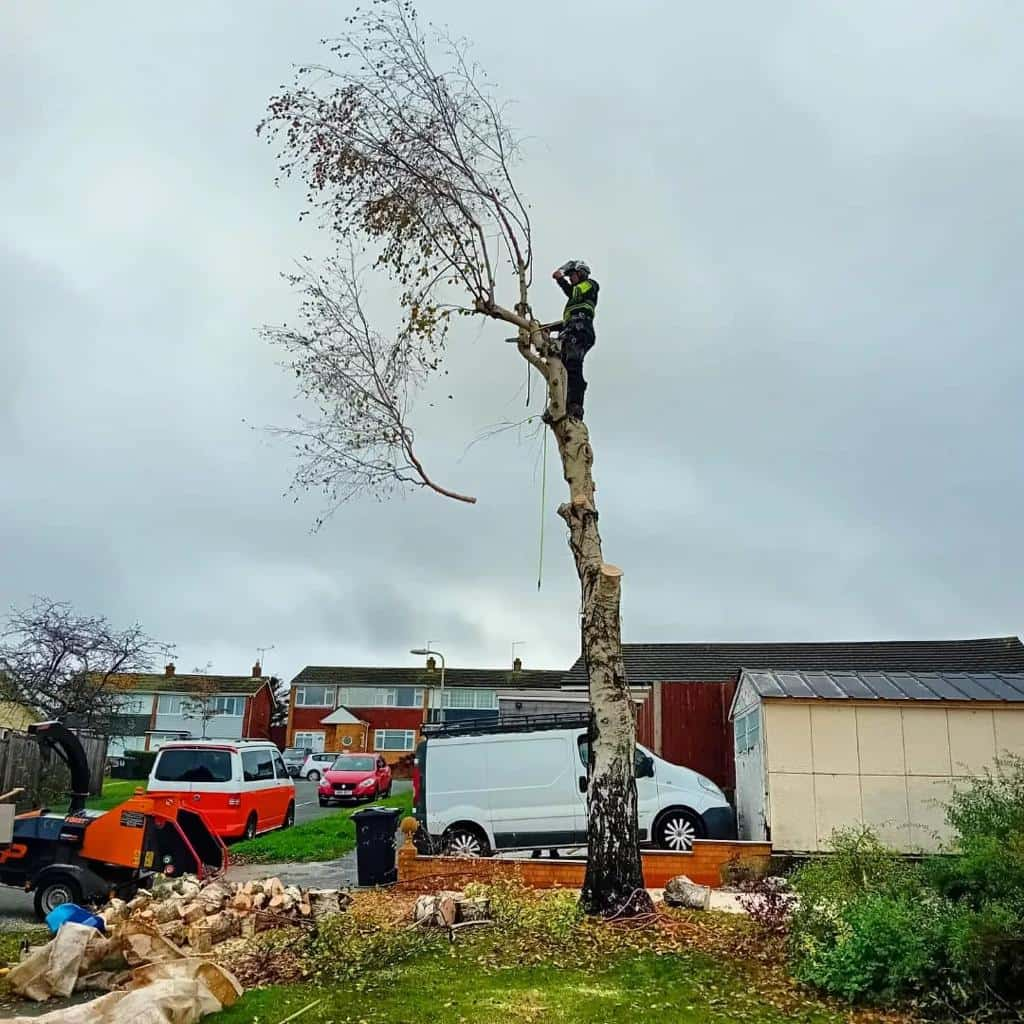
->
[658,680,736,792]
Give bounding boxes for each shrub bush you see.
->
[788,761,1024,1014]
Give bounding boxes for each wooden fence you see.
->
[0,729,107,811]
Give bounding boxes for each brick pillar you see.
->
[398,817,419,880]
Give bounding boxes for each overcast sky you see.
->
[3,1,1022,685]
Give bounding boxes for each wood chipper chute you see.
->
[0,721,226,918]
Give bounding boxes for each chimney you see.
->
[513,657,522,673]
[165,662,176,677]
[426,656,437,671]
[252,661,262,678]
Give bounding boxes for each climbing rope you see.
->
[537,425,548,591]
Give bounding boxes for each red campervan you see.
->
[148,741,296,841]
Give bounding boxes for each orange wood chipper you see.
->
[0,721,226,918]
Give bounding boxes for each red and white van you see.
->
[148,741,296,841]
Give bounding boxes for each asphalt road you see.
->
[0,779,411,927]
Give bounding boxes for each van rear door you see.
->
[486,732,586,849]
[151,746,237,836]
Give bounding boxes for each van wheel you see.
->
[243,813,258,841]
[307,770,321,782]
[443,825,490,859]
[34,876,83,919]
[282,802,295,829]
[655,809,704,852]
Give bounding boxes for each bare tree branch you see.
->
[265,254,476,514]
[0,598,173,736]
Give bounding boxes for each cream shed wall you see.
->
[755,699,1024,852]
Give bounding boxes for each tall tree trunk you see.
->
[548,368,653,917]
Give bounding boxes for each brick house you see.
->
[102,662,279,754]
[564,636,1024,794]
[288,659,566,763]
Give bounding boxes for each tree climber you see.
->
[548,260,599,420]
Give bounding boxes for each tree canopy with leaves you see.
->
[261,0,649,915]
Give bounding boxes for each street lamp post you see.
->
[410,647,445,724]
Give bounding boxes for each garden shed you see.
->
[730,668,1024,853]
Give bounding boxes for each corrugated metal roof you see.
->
[740,668,1024,703]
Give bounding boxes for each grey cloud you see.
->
[2,0,1022,688]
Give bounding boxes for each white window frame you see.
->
[373,729,416,752]
[293,730,326,752]
[734,708,761,755]
[294,686,337,708]
[338,686,423,708]
[211,696,244,717]
[156,694,183,715]
[440,688,498,711]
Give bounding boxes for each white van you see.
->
[413,716,735,857]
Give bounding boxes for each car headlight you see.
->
[697,775,722,796]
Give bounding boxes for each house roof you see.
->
[737,668,1024,705]
[321,707,366,725]
[563,637,1024,685]
[102,673,270,696]
[292,666,566,691]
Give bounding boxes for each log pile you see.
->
[105,875,351,953]
[411,890,491,936]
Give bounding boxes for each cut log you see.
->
[307,889,349,920]
[663,875,711,911]
[180,903,207,925]
[159,920,188,945]
[455,897,490,923]
[152,899,183,924]
[126,894,152,914]
[230,893,253,913]
[252,893,267,910]
[413,891,460,928]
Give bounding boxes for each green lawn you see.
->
[51,777,149,814]
[210,948,844,1024]
[229,791,414,863]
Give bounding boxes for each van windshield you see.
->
[155,748,232,783]
[333,756,375,771]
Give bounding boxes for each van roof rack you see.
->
[421,712,590,738]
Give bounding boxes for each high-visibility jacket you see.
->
[557,276,599,324]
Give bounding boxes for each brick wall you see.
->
[398,835,771,890]
[245,684,273,740]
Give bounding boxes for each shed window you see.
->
[734,708,761,755]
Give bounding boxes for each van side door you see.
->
[241,748,280,829]
[272,750,295,818]
[576,738,659,843]
[487,733,587,850]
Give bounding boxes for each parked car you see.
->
[317,754,393,806]
[148,740,296,841]
[413,715,736,857]
[281,746,312,777]
[297,751,341,782]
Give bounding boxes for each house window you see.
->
[338,687,423,708]
[441,689,497,710]
[112,696,145,714]
[211,696,244,716]
[157,695,182,715]
[293,731,325,752]
[294,686,336,707]
[734,708,761,755]
[374,729,416,752]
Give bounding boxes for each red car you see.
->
[317,754,393,806]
